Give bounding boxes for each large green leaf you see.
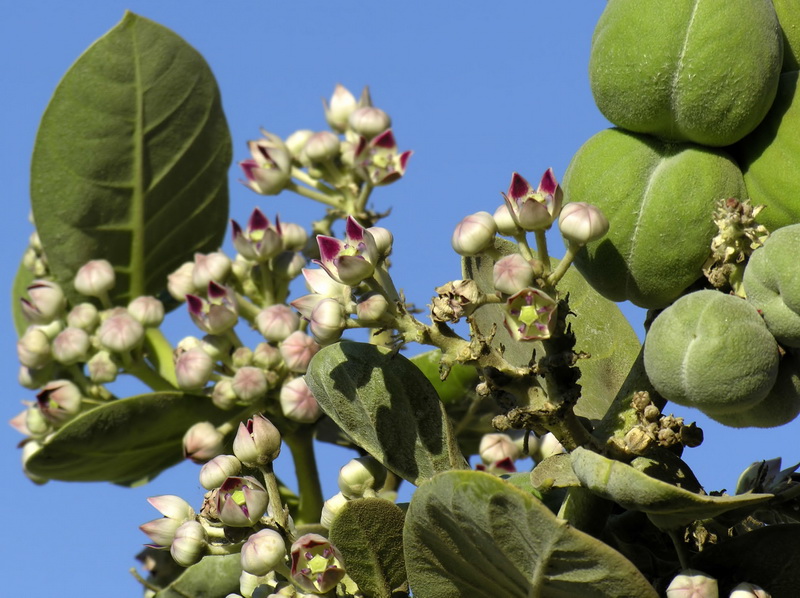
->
[329,498,408,598]
[154,553,242,598]
[570,447,772,529]
[403,470,658,598]
[305,342,468,486]
[30,12,231,306]
[463,238,640,423]
[25,391,232,484]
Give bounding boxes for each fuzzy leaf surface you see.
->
[329,498,407,598]
[306,342,467,486]
[403,470,657,598]
[30,12,231,307]
[25,391,231,484]
[11,257,35,337]
[154,554,241,598]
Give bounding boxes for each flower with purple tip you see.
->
[315,216,379,286]
[231,208,283,262]
[216,476,269,527]
[502,168,563,232]
[504,287,558,341]
[290,533,346,594]
[186,282,238,335]
[354,129,412,186]
[239,131,292,195]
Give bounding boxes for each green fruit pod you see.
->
[643,290,780,415]
[590,0,782,146]
[708,349,800,428]
[736,72,800,232]
[743,223,800,346]
[563,128,747,309]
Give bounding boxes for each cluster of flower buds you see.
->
[320,456,390,528]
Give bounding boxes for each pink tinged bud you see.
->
[97,311,144,353]
[51,327,90,365]
[502,169,564,232]
[211,378,238,410]
[21,280,66,323]
[241,528,288,576]
[290,533,346,594]
[148,494,195,520]
[186,284,238,335]
[140,494,194,548]
[666,570,719,598]
[233,414,282,467]
[493,204,521,236]
[309,298,348,344]
[452,211,498,256]
[291,293,326,320]
[74,259,116,297]
[338,456,387,499]
[232,347,254,369]
[17,328,52,369]
[167,262,196,301]
[256,304,300,342]
[253,343,282,370]
[479,433,522,465]
[231,209,283,262]
[321,492,349,529]
[183,421,225,464]
[175,347,214,391]
[10,409,30,436]
[127,296,165,327]
[192,252,232,289]
[280,331,321,373]
[217,476,269,527]
[279,221,308,251]
[324,84,358,132]
[280,377,322,424]
[367,226,393,259]
[240,132,292,195]
[730,583,771,598]
[356,292,390,323]
[303,131,341,162]
[504,287,558,341]
[349,106,391,138]
[493,254,535,296]
[170,520,207,567]
[87,350,118,383]
[286,129,314,158]
[199,455,242,490]
[37,380,82,424]
[232,367,268,403]
[140,517,182,549]
[67,303,99,330]
[355,129,412,186]
[558,202,610,245]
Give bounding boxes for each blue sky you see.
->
[2,2,798,596]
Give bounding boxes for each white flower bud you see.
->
[199,454,242,490]
[558,202,610,245]
[666,569,718,598]
[320,492,349,529]
[257,305,300,342]
[253,343,282,370]
[349,106,391,137]
[17,327,52,369]
[303,131,341,162]
[451,211,497,256]
[367,226,393,259]
[97,311,144,353]
[231,367,268,403]
[493,204,521,236]
[279,331,320,373]
[170,521,207,567]
[192,252,231,289]
[280,376,321,423]
[493,254,534,296]
[730,582,771,598]
[309,298,347,344]
[51,327,91,365]
[175,347,214,391]
[241,528,287,576]
[280,221,309,251]
[168,262,196,301]
[286,129,314,158]
[128,296,165,327]
[324,84,357,132]
[87,350,118,383]
[338,456,387,499]
[479,433,522,465]
[356,292,390,324]
[211,378,238,410]
[67,303,99,330]
[183,422,225,464]
[74,259,115,297]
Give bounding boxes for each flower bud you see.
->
[97,311,144,353]
[493,254,535,296]
[367,226,393,259]
[217,476,269,527]
[280,331,320,373]
[18,364,52,390]
[233,414,282,467]
[256,305,300,342]
[201,334,232,362]
[324,84,357,132]
[493,204,520,236]
[51,327,90,365]
[21,280,66,323]
[193,252,232,289]
[320,492,349,529]
[149,494,195,521]
[349,106,391,137]
[558,202,610,245]
[338,456,387,499]
[666,570,719,598]
[232,367,268,403]
[730,582,770,598]
[140,516,182,549]
[211,378,238,410]
[479,433,522,465]
[356,292,390,324]
[290,534,345,594]
[87,350,118,383]
[17,327,52,369]
[67,303,99,330]
[286,129,314,158]
[302,268,351,302]
[170,520,207,567]
[37,380,82,424]
[175,347,214,391]
[74,259,115,298]
[253,343,282,370]
[537,432,567,461]
[231,209,283,262]
[128,296,165,327]
[183,421,225,464]
[280,377,322,423]
[303,131,341,162]
[309,298,347,344]
[272,251,306,280]
[199,454,242,490]
[186,285,238,335]
[241,528,288,576]
[168,262,196,301]
[279,221,308,251]
[451,211,497,256]
[141,494,195,548]
[26,404,51,437]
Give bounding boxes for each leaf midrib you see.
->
[131,18,146,298]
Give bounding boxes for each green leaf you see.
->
[530,453,581,492]
[11,256,34,336]
[410,350,479,405]
[403,470,658,598]
[25,391,232,484]
[30,12,231,307]
[154,554,241,598]
[570,447,772,529]
[329,498,407,598]
[463,238,640,423]
[305,341,468,486]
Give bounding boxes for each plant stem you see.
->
[260,462,290,533]
[143,328,177,387]
[284,430,324,526]
[287,181,343,208]
[669,529,690,570]
[546,241,581,288]
[291,167,340,195]
[126,359,176,392]
[534,229,551,272]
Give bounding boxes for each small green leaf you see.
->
[305,342,468,486]
[410,350,479,405]
[25,391,232,484]
[11,256,34,336]
[154,553,241,598]
[403,470,658,598]
[530,453,581,491]
[329,498,407,598]
[30,12,231,307]
[570,447,772,529]
[463,238,640,423]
